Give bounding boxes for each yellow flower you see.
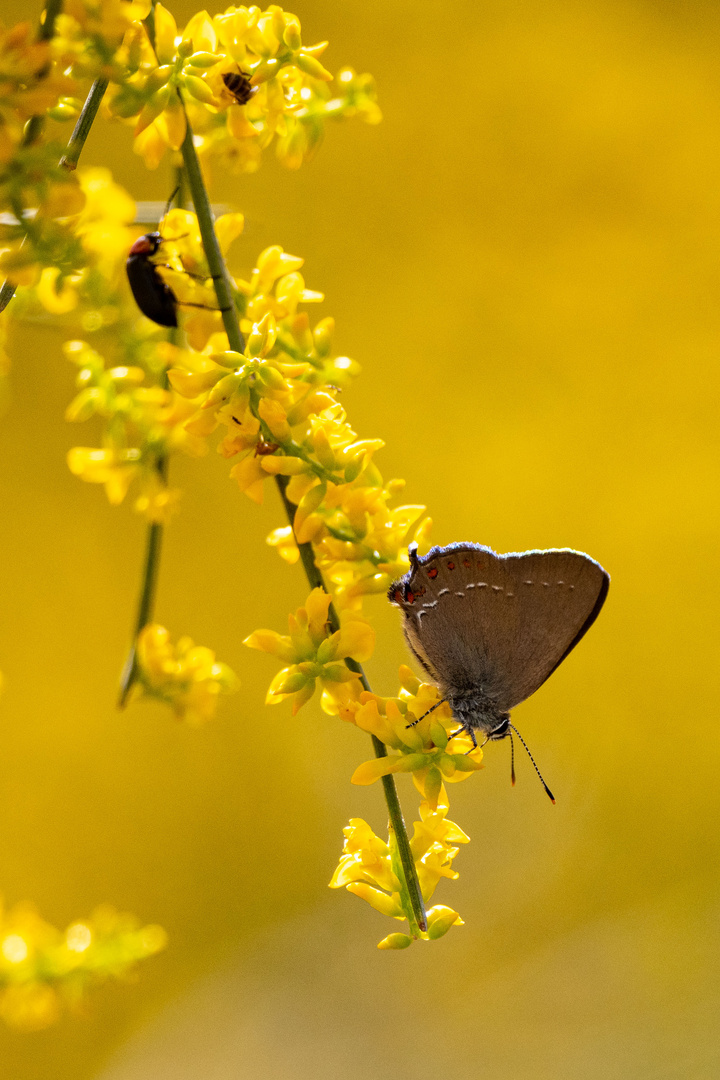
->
[130,624,238,724]
[410,799,470,902]
[329,815,464,947]
[349,672,483,809]
[266,525,300,564]
[244,587,374,715]
[67,446,139,504]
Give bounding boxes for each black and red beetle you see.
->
[126,229,179,327]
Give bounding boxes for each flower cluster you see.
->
[64,338,205,521]
[329,804,468,948]
[128,624,238,724]
[349,666,483,808]
[0,899,166,1031]
[244,588,373,715]
[99,4,380,174]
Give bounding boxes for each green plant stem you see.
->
[275,476,427,934]
[179,104,427,934]
[59,77,109,170]
[179,112,243,354]
[118,461,167,707]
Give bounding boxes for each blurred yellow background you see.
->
[1,0,719,1076]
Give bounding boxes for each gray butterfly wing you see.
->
[390,544,609,710]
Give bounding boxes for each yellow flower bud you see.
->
[182,74,217,105]
[143,65,173,95]
[295,52,332,81]
[313,316,334,358]
[204,371,242,407]
[283,16,302,50]
[259,456,308,476]
[311,427,336,471]
[187,51,223,68]
[377,933,413,950]
[65,388,101,422]
[345,883,403,918]
[246,312,277,357]
[426,906,462,940]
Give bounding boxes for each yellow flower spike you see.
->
[377,933,413,950]
[229,455,267,502]
[131,623,238,724]
[345,883,404,919]
[153,2,179,63]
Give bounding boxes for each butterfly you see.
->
[388,542,609,799]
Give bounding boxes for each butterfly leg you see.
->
[406,698,446,729]
[446,724,478,753]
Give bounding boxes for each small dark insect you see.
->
[255,440,280,456]
[222,70,256,106]
[126,229,178,327]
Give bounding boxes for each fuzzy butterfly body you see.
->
[388,542,609,744]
